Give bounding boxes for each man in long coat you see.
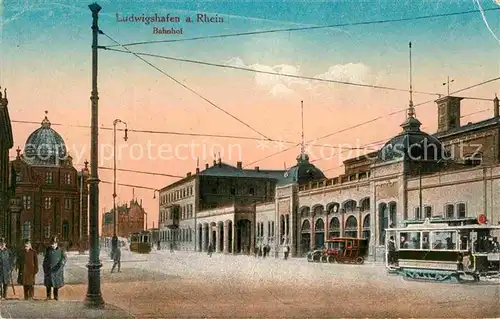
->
[43,237,66,300]
[17,239,38,300]
[0,238,15,299]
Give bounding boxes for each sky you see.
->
[1,0,500,229]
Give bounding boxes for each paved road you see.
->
[7,249,500,317]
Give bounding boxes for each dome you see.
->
[283,152,326,184]
[378,109,446,163]
[23,112,68,166]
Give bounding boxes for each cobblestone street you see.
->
[3,250,497,318]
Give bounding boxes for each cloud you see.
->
[226,57,375,97]
[315,63,372,84]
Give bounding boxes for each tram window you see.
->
[431,231,457,250]
[399,232,420,249]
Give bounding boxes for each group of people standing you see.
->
[0,236,66,301]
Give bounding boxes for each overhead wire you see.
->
[100,31,274,142]
[100,47,440,96]
[246,77,500,166]
[105,7,500,47]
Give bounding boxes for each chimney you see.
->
[218,158,222,166]
[205,163,209,169]
[237,161,242,169]
[196,167,200,174]
[187,172,191,177]
[494,95,499,117]
[435,96,463,133]
[213,160,216,166]
[255,166,259,172]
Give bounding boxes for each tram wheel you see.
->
[327,255,336,263]
[321,255,328,263]
[313,253,321,262]
[355,257,365,265]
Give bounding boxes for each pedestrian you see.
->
[0,238,14,300]
[157,240,161,250]
[170,242,174,253]
[43,237,67,301]
[388,236,396,265]
[17,239,38,300]
[284,246,290,260]
[207,242,213,257]
[111,246,121,273]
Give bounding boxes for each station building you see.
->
[156,95,500,260]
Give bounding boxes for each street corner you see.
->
[0,300,135,318]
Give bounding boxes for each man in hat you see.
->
[43,237,66,300]
[17,239,38,300]
[111,245,121,273]
[0,238,15,299]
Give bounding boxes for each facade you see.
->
[10,112,89,251]
[155,95,500,261]
[0,88,16,246]
[101,198,146,238]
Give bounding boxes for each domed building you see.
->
[10,112,89,251]
[283,153,326,184]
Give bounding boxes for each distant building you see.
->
[101,198,146,238]
[0,88,16,246]
[155,95,500,260]
[10,112,89,251]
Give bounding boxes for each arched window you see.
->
[22,221,31,240]
[388,202,397,227]
[314,218,325,248]
[362,215,370,240]
[315,219,325,232]
[326,203,339,214]
[456,203,466,218]
[300,207,310,217]
[313,205,324,216]
[360,198,370,212]
[301,220,311,233]
[345,216,358,238]
[378,203,388,245]
[343,200,356,213]
[424,206,432,218]
[328,217,340,238]
[445,204,454,219]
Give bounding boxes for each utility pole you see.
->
[419,163,423,220]
[442,76,454,96]
[112,119,127,256]
[85,2,104,308]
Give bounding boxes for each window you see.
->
[64,198,72,210]
[16,171,22,182]
[22,195,31,210]
[457,203,466,218]
[44,224,51,239]
[44,197,52,209]
[424,206,432,218]
[445,204,454,218]
[45,172,53,184]
[230,187,236,195]
[22,221,31,240]
[431,231,457,250]
[64,173,71,184]
[414,207,421,220]
[62,221,69,241]
[399,232,421,249]
[249,187,255,195]
[183,189,186,197]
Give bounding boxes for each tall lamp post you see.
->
[86,2,104,308]
[111,119,128,256]
[79,160,89,254]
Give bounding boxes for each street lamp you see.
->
[111,118,128,255]
[86,2,104,308]
[79,160,89,254]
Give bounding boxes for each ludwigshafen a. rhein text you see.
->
[116,12,224,35]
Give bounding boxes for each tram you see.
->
[129,231,152,254]
[386,216,500,283]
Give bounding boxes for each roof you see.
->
[199,162,289,184]
[434,117,500,139]
[23,112,68,167]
